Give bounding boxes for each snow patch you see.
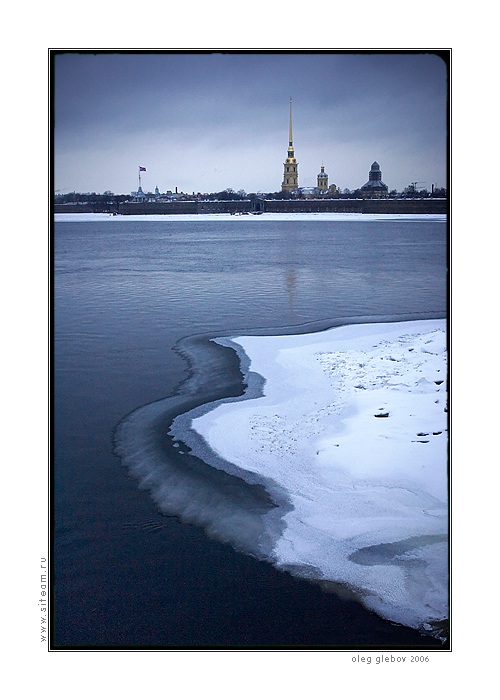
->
[54,212,446,223]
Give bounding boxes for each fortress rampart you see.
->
[54,198,447,216]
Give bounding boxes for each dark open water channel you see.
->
[53,215,448,649]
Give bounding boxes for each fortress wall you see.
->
[54,199,447,216]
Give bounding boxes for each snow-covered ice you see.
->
[54,212,446,223]
[187,319,448,635]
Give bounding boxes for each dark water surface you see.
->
[53,216,448,648]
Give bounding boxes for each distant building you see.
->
[280,101,341,196]
[300,187,317,197]
[282,99,299,191]
[297,165,338,198]
[131,186,146,200]
[317,164,328,192]
[360,161,388,198]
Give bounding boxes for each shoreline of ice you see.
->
[177,319,448,636]
[54,211,446,223]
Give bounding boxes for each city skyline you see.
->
[53,51,448,196]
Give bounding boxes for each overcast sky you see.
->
[53,51,448,195]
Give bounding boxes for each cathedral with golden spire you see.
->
[282,98,299,191]
[281,99,337,196]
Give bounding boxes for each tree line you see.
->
[55,185,447,204]
[54,192,134,205]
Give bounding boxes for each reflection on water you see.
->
[285,268,298,313]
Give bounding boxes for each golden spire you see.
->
[282,98,298,191]
[287,97,295,158]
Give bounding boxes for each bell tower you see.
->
[282,98,298,191]
[317,164,328,192]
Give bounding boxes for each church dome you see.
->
[361,160,388,194]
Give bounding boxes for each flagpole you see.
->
[138,166,142,190]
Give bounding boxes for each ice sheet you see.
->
[189,320,448,635]
[54,212,446,223]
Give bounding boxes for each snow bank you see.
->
[54,212,446,223]
[189,320,448,635]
